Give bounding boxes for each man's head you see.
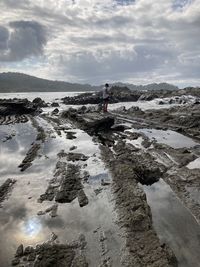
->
[105,83,109,88]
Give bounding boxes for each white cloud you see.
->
[0,0,200,87]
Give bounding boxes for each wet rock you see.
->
[51,102,59,107]
[100,143,177,266]
[111,124,126,132]
[66,131,77,139]
[67,152,88,162]
[62,109,115,135]
[45,204,58,217]
[15,244,24,257]
[86,117,115,135]
[27,252,36,261]
[37,211,45,216]
[72,255,88,267]
[32,97,48,108]
[55,164,83,203]
[70,145,77,151]
[94,188,103,195]
[52,108,59,115]
[0,178,16,204]
[101,179,111,186]
[11,258,20,266]
[38,185,56,202]
[18,143,40,171]
[78,189,89,207]
[0,99,39,116]
[24,246,34,255]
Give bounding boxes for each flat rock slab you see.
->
[62,109,115,134]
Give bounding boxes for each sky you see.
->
[0,0,200,87]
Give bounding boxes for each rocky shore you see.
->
[1,92,200,267]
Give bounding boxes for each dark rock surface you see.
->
[32,97,48,108]
[0,98,39,116]
[100,143,177,266]
[39,152,88,207]
[18,143,41,171]
[11,235,88,267]
[0,178,16,204]
[62,107,115,135]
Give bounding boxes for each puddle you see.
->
[0,122,38,177]
[0,117,123,267]
[143,179,200,267]
[134,128,198,148]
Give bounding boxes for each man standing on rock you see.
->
[102,83,110,113]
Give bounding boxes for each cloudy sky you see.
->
[0,0,200,87]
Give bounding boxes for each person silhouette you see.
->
[102,83,110,112]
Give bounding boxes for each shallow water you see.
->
[143,179,200,267]
[134,128,198,148]
[0,92,84,102]
[0,117,123,267]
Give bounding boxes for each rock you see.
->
[66,131,77,139]
[71,255,88,267]
[94,188,103,195]
[70,145,77,151]
[27,252,36,261]
[78,189,89,207]
[15,244,24,257]
[32,97,48,108]
[11,258,20,266]
[52,108,59,115]
[101,179,111,186]
[37,211,45,216]
[86,117,115,135]
[51,102,59,107]
[67,153,88,162]
[18,143,40,172]
[0,99,38,116]
[24,246,34,255]
[55,164,82,203]
[0,178,16,204]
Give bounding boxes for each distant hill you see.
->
[112,82,179,91]
[0,72,98,93]
[0,72,179,93]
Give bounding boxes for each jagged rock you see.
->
[11,258,20,266]
[52,108,59,115]
[67,153,88,162]
[24,246,34,255]
[70,145,77,151]
[32,97,48,107]
[78,189,89,207]
[0,99,38,116]
[66,131,77,139]
[0,178,16,204]
[15,244,24,257]
[51,102,59,107]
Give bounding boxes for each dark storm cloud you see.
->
[0,20,47,61]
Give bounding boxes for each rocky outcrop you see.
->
[11,234,88,267]
[39,151,88,207]
[62,107,115,135]
[0,99,39,116]
[62,88,141,105]
[0,178,16,204]
[18,143,41,171]
[32,97,48,108]
[100,142,177,266]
